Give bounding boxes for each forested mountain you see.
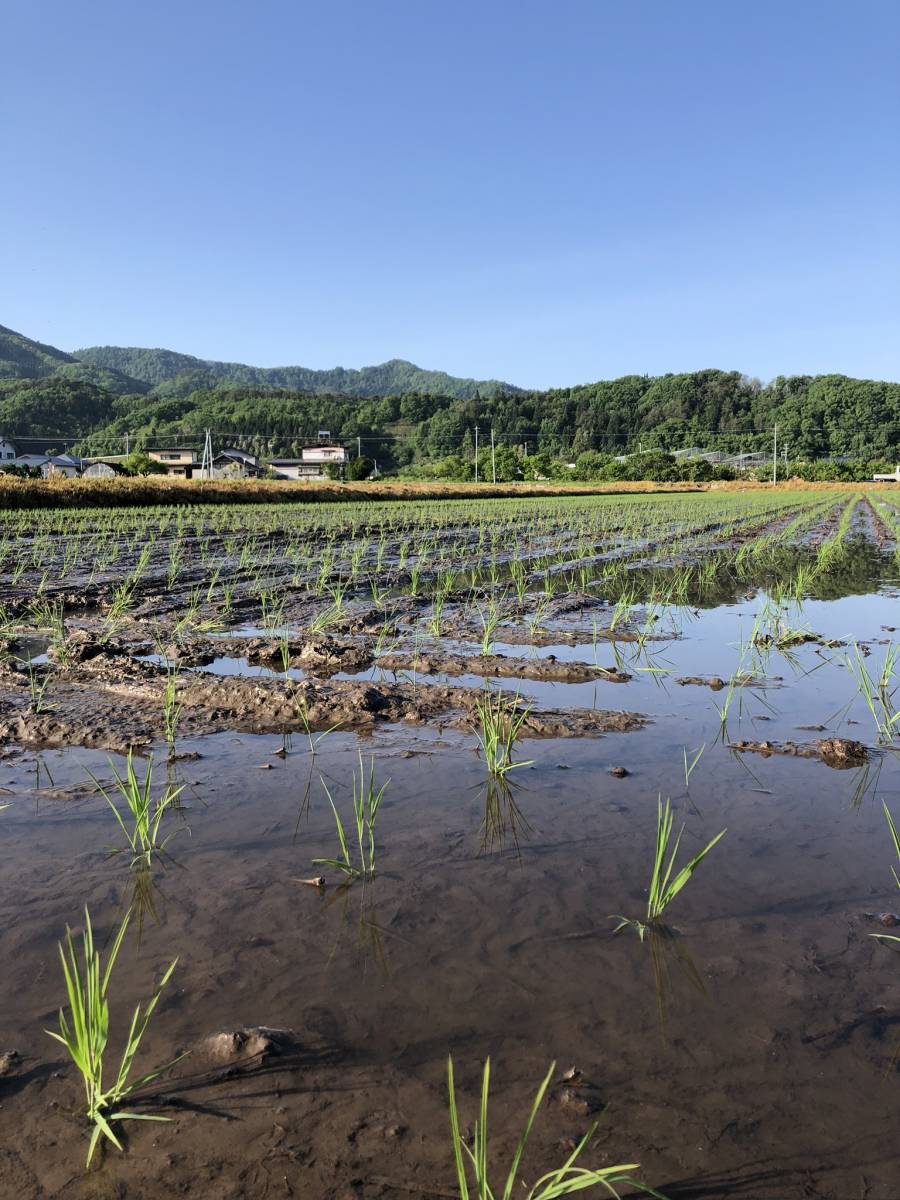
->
[0,324,514,401]
[0,324,151,396]
[74,345,515,400]
[0,323,897,466]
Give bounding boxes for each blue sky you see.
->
[3,0,898,387]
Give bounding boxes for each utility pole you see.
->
[474,425,479,482]
[772,423,778,487]
[357,436,361,459]
[200,428,213,480]
[490,428,496,484]
[125,432,130,457]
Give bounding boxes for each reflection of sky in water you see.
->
[343,587,900,759]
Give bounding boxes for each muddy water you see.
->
[1,588,900,1197]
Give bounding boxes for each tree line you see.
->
[0,368,896,472]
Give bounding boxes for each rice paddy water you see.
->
[0,486,898,1196]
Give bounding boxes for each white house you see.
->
[269,442,349,481]
[0,435,16,461]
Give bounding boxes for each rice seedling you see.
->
[313,754,388,879]
[16,650,56,713]
[474,593,506,655]
[528,593,552,637]
[682,743,706,788]
[474,686,534,777]
[446,1057,664,1200]
[844,642,899,743]
[90,753,185,867]
[608,586,636,633]
[162,664,184,749]
[612,796,726,939]
[872,802,900,945]
[46,907,182,1166]
[293,690,342,753]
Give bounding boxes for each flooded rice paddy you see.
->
[0,489,899,1198]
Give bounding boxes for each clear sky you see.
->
[3,0,898,388]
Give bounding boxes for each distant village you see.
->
[0,431,357,481]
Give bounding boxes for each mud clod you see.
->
[0,1050,20,1077]
[204,1027,293,1061]
[816,738,869,767]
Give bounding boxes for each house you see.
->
[873,465,900,482]
[11,453,83,478]
[211,448,265,479]
[146,448,199,478]
[269,442,349,481]
[0,435,17,461]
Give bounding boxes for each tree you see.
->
[476,444,523,482]
[347,455,374,481]
[124,450,168,476]
[572,450,613,480]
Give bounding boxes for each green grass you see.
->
[45,908,182,1165]
[447,1056,665,1199]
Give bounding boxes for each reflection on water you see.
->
[644,923,709,1039]
[479,777,532,855]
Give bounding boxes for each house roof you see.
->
[13,454,83,467]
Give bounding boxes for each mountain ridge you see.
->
[72,343,519,400]
[0,323,520,400]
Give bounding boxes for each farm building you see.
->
[82,460,129,478]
